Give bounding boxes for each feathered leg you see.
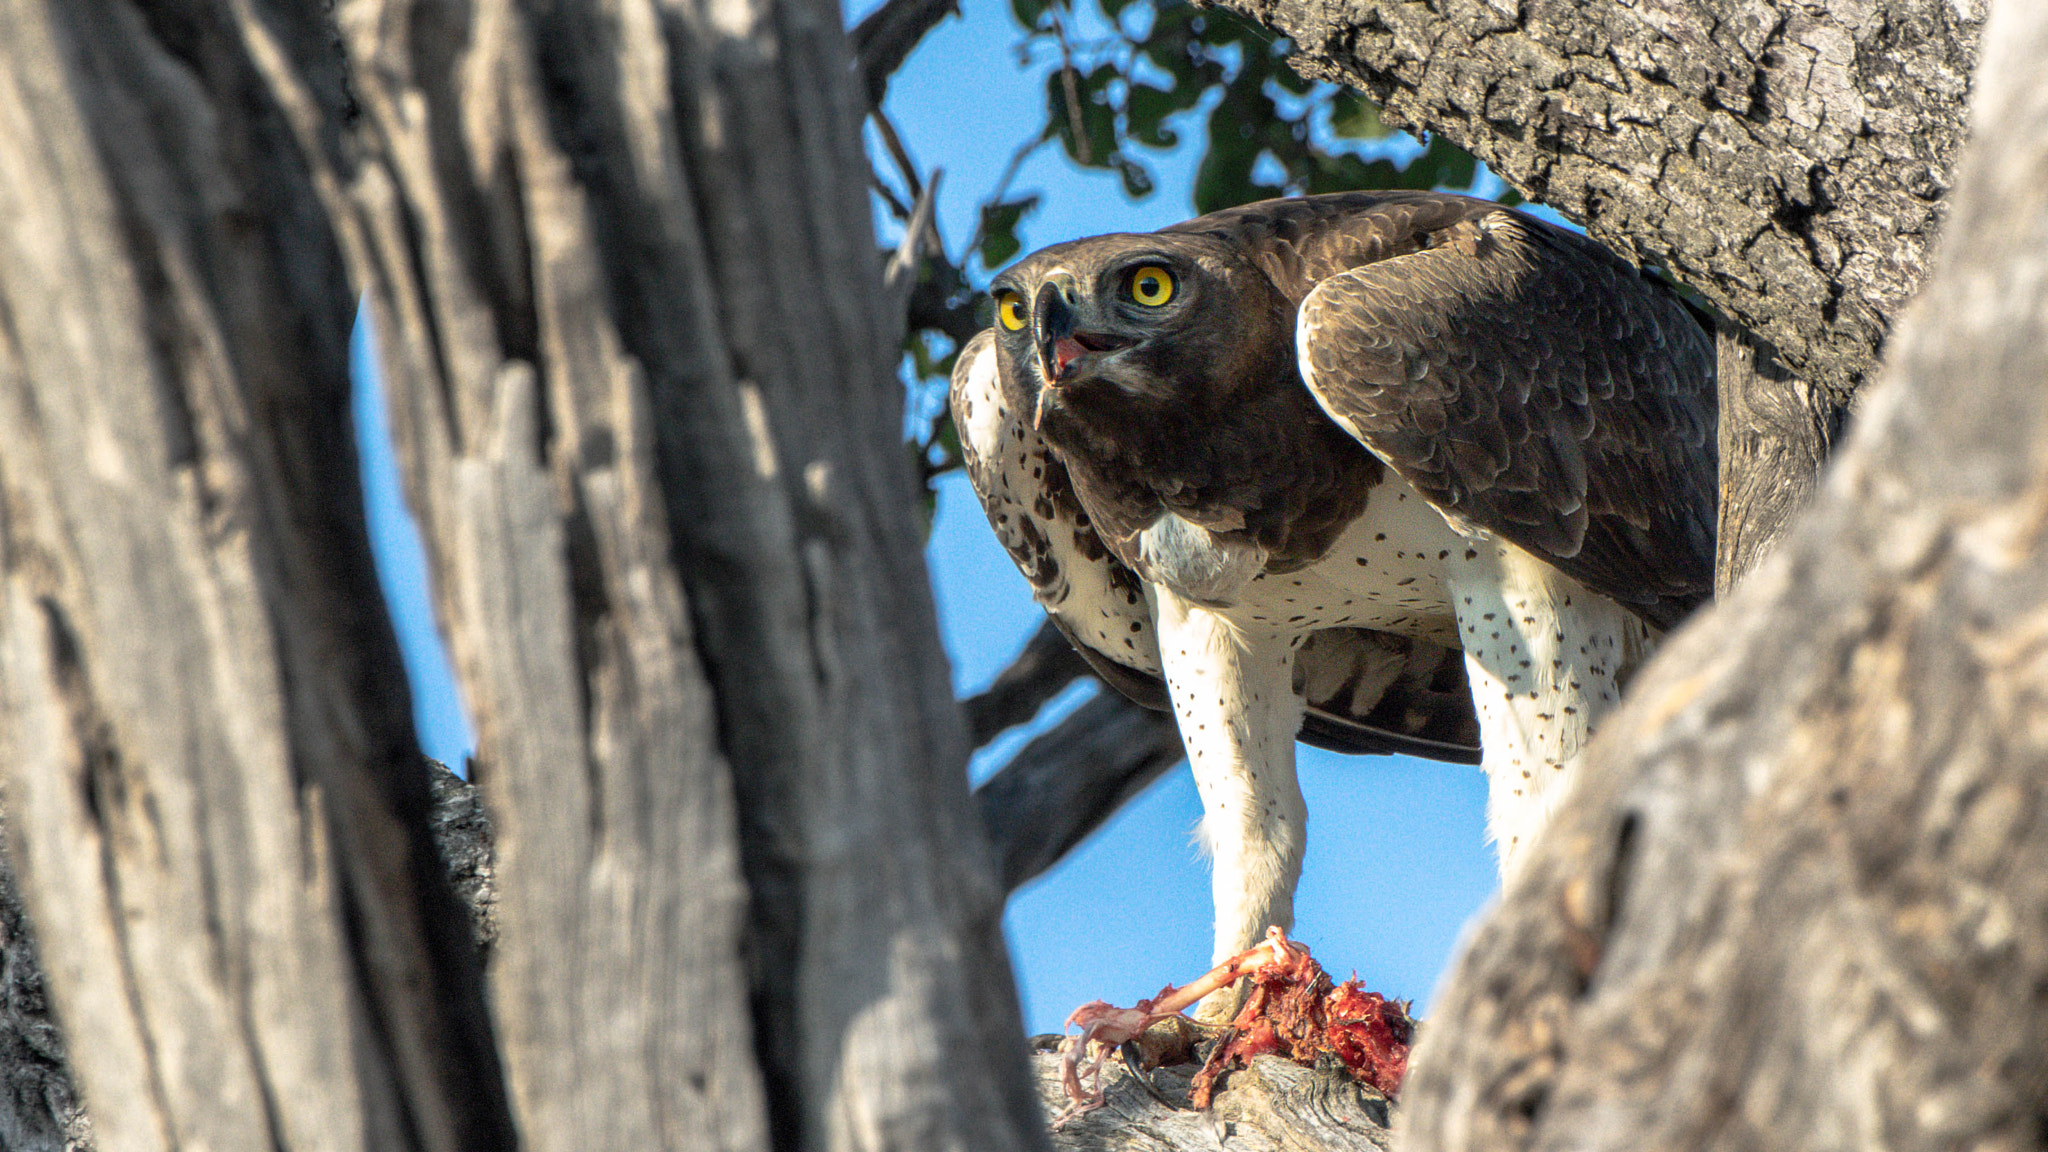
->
[1148,586,1309,971]
[1446,540,1650,880]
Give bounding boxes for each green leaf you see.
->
[977,196,1039,270]
[1046,66,1119,167]
[1010,0,1052,30]
[1328,90,1386,139]
[1191,6,1257,46]
[1126,83,1185,147]
[1398,135,1478,191]
[1194,97,1280,212]
[933,413,963,468]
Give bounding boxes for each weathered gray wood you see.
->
[1026,1042,1393,1152]
[0,1,514,1149]
[1400,3,2048,1149]
[0,761,497,1152]
[333,0,1045,1146]
[332,5,776,1145]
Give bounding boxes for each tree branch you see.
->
[963,620,1098,746]
[976,689,1186,893]
[852,0,964,110]
[1214,0,1980,405]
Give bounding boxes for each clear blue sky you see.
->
[353,0,1502,1039]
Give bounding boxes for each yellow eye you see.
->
[1129,266,1175,306]
[996,290,1027,332]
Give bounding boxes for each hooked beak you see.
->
[1032,281,1133,427]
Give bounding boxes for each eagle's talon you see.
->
[1054,928,1315,1122]
[1119,1040,1183,1111]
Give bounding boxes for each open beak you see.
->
[1033,281,1131,390]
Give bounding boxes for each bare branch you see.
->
[963,620,1097,746]
[976,690,1186,892]
[852,0,964,110]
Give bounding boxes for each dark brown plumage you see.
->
[951,190,1715,976]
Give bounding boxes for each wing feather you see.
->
[1296,207,1716,627]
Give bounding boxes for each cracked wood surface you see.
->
[1215,0,1980,407]
[1,0,1047,1145]
[1026,1040,1395,1152]
[1400,3,2048,1149]
[333,0,1045,1146]
[0,1,513,1148]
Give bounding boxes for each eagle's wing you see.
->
[950,329,1481,763]
[1296,207,1717,628]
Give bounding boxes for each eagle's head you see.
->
[985,231,1295,463]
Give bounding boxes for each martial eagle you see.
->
[951,190,1715,983]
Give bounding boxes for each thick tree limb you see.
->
[1401,5,2048,1149]
[977,689,1187,892]
[1026,1043,1393,1151]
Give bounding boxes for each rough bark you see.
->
[1027,1043,1395,1152]
[0,1,514,1148]
[0,814,86,1152]
[0,760,493,1152]
[1211,0,1981,579]
[1,0,1047,1146]
[1399,3,2048,1150]
[332,0,1045,1147]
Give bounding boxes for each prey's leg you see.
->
[1149,587,1308,972]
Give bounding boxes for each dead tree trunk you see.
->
[0,0,1045,1148]
[0,1,514,1148]
[328,0,1046,1147]
[1398,3,2048,1148]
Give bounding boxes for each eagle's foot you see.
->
[1051,928,1306,1128]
